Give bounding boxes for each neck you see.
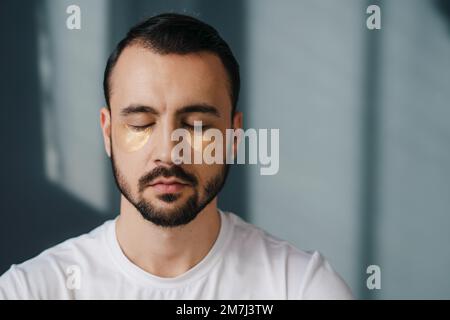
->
[115,196,221,278]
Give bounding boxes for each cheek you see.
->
[194,163,224,186]
[112,126,149,185]
[114,123,152,153]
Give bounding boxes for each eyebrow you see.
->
[120,103,221,117]
[176,104,221,117]
[120,105,159,116]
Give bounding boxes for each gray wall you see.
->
[245,0,363,296]
[375,0,450,299]
[1,0,450,299]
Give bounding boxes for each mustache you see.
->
[138,166,198,192]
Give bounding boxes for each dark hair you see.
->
[103,13,240,113]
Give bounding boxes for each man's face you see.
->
[100,45,242,227]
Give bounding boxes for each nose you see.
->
[152,118,177,166]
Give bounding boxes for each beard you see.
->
[110,147,229,228]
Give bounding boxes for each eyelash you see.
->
[128,124,154,131]
[128,123,211,131]
[182,123,211,130]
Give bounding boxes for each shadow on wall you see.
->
[0,0,106,274]
[435,0,450,32]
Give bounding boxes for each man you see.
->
[0,13,352,299]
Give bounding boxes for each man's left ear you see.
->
[232,111,243,158]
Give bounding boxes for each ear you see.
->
[232,111,243,159]
[100,107,112,158]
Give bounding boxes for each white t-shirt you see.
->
[0,210,353,299]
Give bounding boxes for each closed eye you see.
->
[127,124,154,131]
[182,122,211,130]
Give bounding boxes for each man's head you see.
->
[100,13,242,228]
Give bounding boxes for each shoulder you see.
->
[224,212,354,299]
[297,250,354,299]
[0,219,113,299]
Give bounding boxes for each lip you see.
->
[148,178,189,193]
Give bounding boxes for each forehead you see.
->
[109,45,232,115]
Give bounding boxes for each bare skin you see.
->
[100,45,242,277]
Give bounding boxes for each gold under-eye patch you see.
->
[114,122,223,160]
[189,127,226,164]
[190,127,208,152]
[115,124,153,153]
